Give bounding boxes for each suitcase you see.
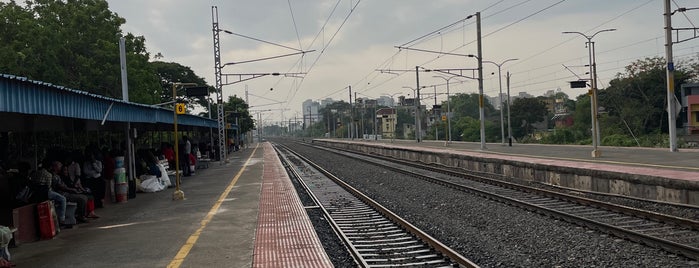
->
[37,201,56,240]
[86,198,94,213]
[12,204,38,244]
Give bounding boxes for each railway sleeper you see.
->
[352,235,414,244]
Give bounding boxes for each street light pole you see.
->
[402,86,421,142]
[433,75,460,145]
[415,66,422,142]
[349,85,353,139]
[664,0,678,152]
[207,99,214,158]
[476,12,486,150]
[483,58,518,145]
[563,29,615,158]
[171,82,197,201]
[506,71,513,146]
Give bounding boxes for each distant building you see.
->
[319,98,335,108]
[552,98,573,128]
[377,108,397,138]
[518,92,533,98]
[487,93,508,109]
[681,83,699,136]
[377,96,394,107]
[398,96,416,107]
[301,99,321,127]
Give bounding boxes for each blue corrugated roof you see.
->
[0,74,217,128]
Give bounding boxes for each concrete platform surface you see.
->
[368,139,699,174]
[314,139,699,205]
[8,143,270,267]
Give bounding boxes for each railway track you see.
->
[273,143,479,268]
[303,142,699,261]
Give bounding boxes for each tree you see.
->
[510,97,548,138]
[601,57,694,139]
[448,93,496,120]
[318,101,352,137]
[151,61,213,109]
[395,107,414,139]
[222,96,254,135]
[0,0,160,103]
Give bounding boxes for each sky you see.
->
[104,0,699,124]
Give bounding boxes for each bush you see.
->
[601,134,637,147]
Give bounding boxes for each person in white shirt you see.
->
[83,153,105,208]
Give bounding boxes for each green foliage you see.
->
[449,93,496,119]
[601,134,637,147]
[223,96,254,135]
[449,116,498,142]
[571,94,592,135]
[0,0,162,103]
[510,97,548,138]
[151,61,211,102]
[395,107,414,139]
[539,127,589,145]
[601,57,681,135]
[440,93,499,141]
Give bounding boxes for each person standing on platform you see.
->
[83,153,104,208]
[182,136,191,177]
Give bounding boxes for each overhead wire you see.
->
[337,0,541,98]
[342,0,512,98]
[284,0,362,106]
[407,0,567,74]
[270,0,343,109]
[287,0,304,50]
[673,0,697,29]
[511,0,654,67]
[289,0,684,118]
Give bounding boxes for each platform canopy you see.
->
[0,74,217,132]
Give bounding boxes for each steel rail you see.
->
[274,145,369,267]
[305,142,699,261]
[276,143,479,268]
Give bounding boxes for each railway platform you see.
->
[7,142,332,268]
[313,139,699,206]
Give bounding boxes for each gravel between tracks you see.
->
[281,141,698,268]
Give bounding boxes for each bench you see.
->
[196,158,210,170]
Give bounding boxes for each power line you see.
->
[406,0,532,49]
[673,0,697,29]
[286,0,362,105]
[512,0,654,67]
[287,0,303,50]
[484,0,565,38]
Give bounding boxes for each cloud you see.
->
[103,0,696,123]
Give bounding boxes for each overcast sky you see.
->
[105,0,698,124]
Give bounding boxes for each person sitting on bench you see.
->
[31,159,69,228]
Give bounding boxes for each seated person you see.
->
[31,159,68,228]
[161,143,175,168]
[49,161,89,224]
[60,165,98,219]
[0,225,12,265]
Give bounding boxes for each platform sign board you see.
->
[570,80,587,88]
[175,103,186,114]
[185,86,209,97]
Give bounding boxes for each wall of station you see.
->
[313,139,699,206]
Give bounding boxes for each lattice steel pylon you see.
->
[212,6,227,164]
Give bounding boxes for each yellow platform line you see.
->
[167,143,260,268]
